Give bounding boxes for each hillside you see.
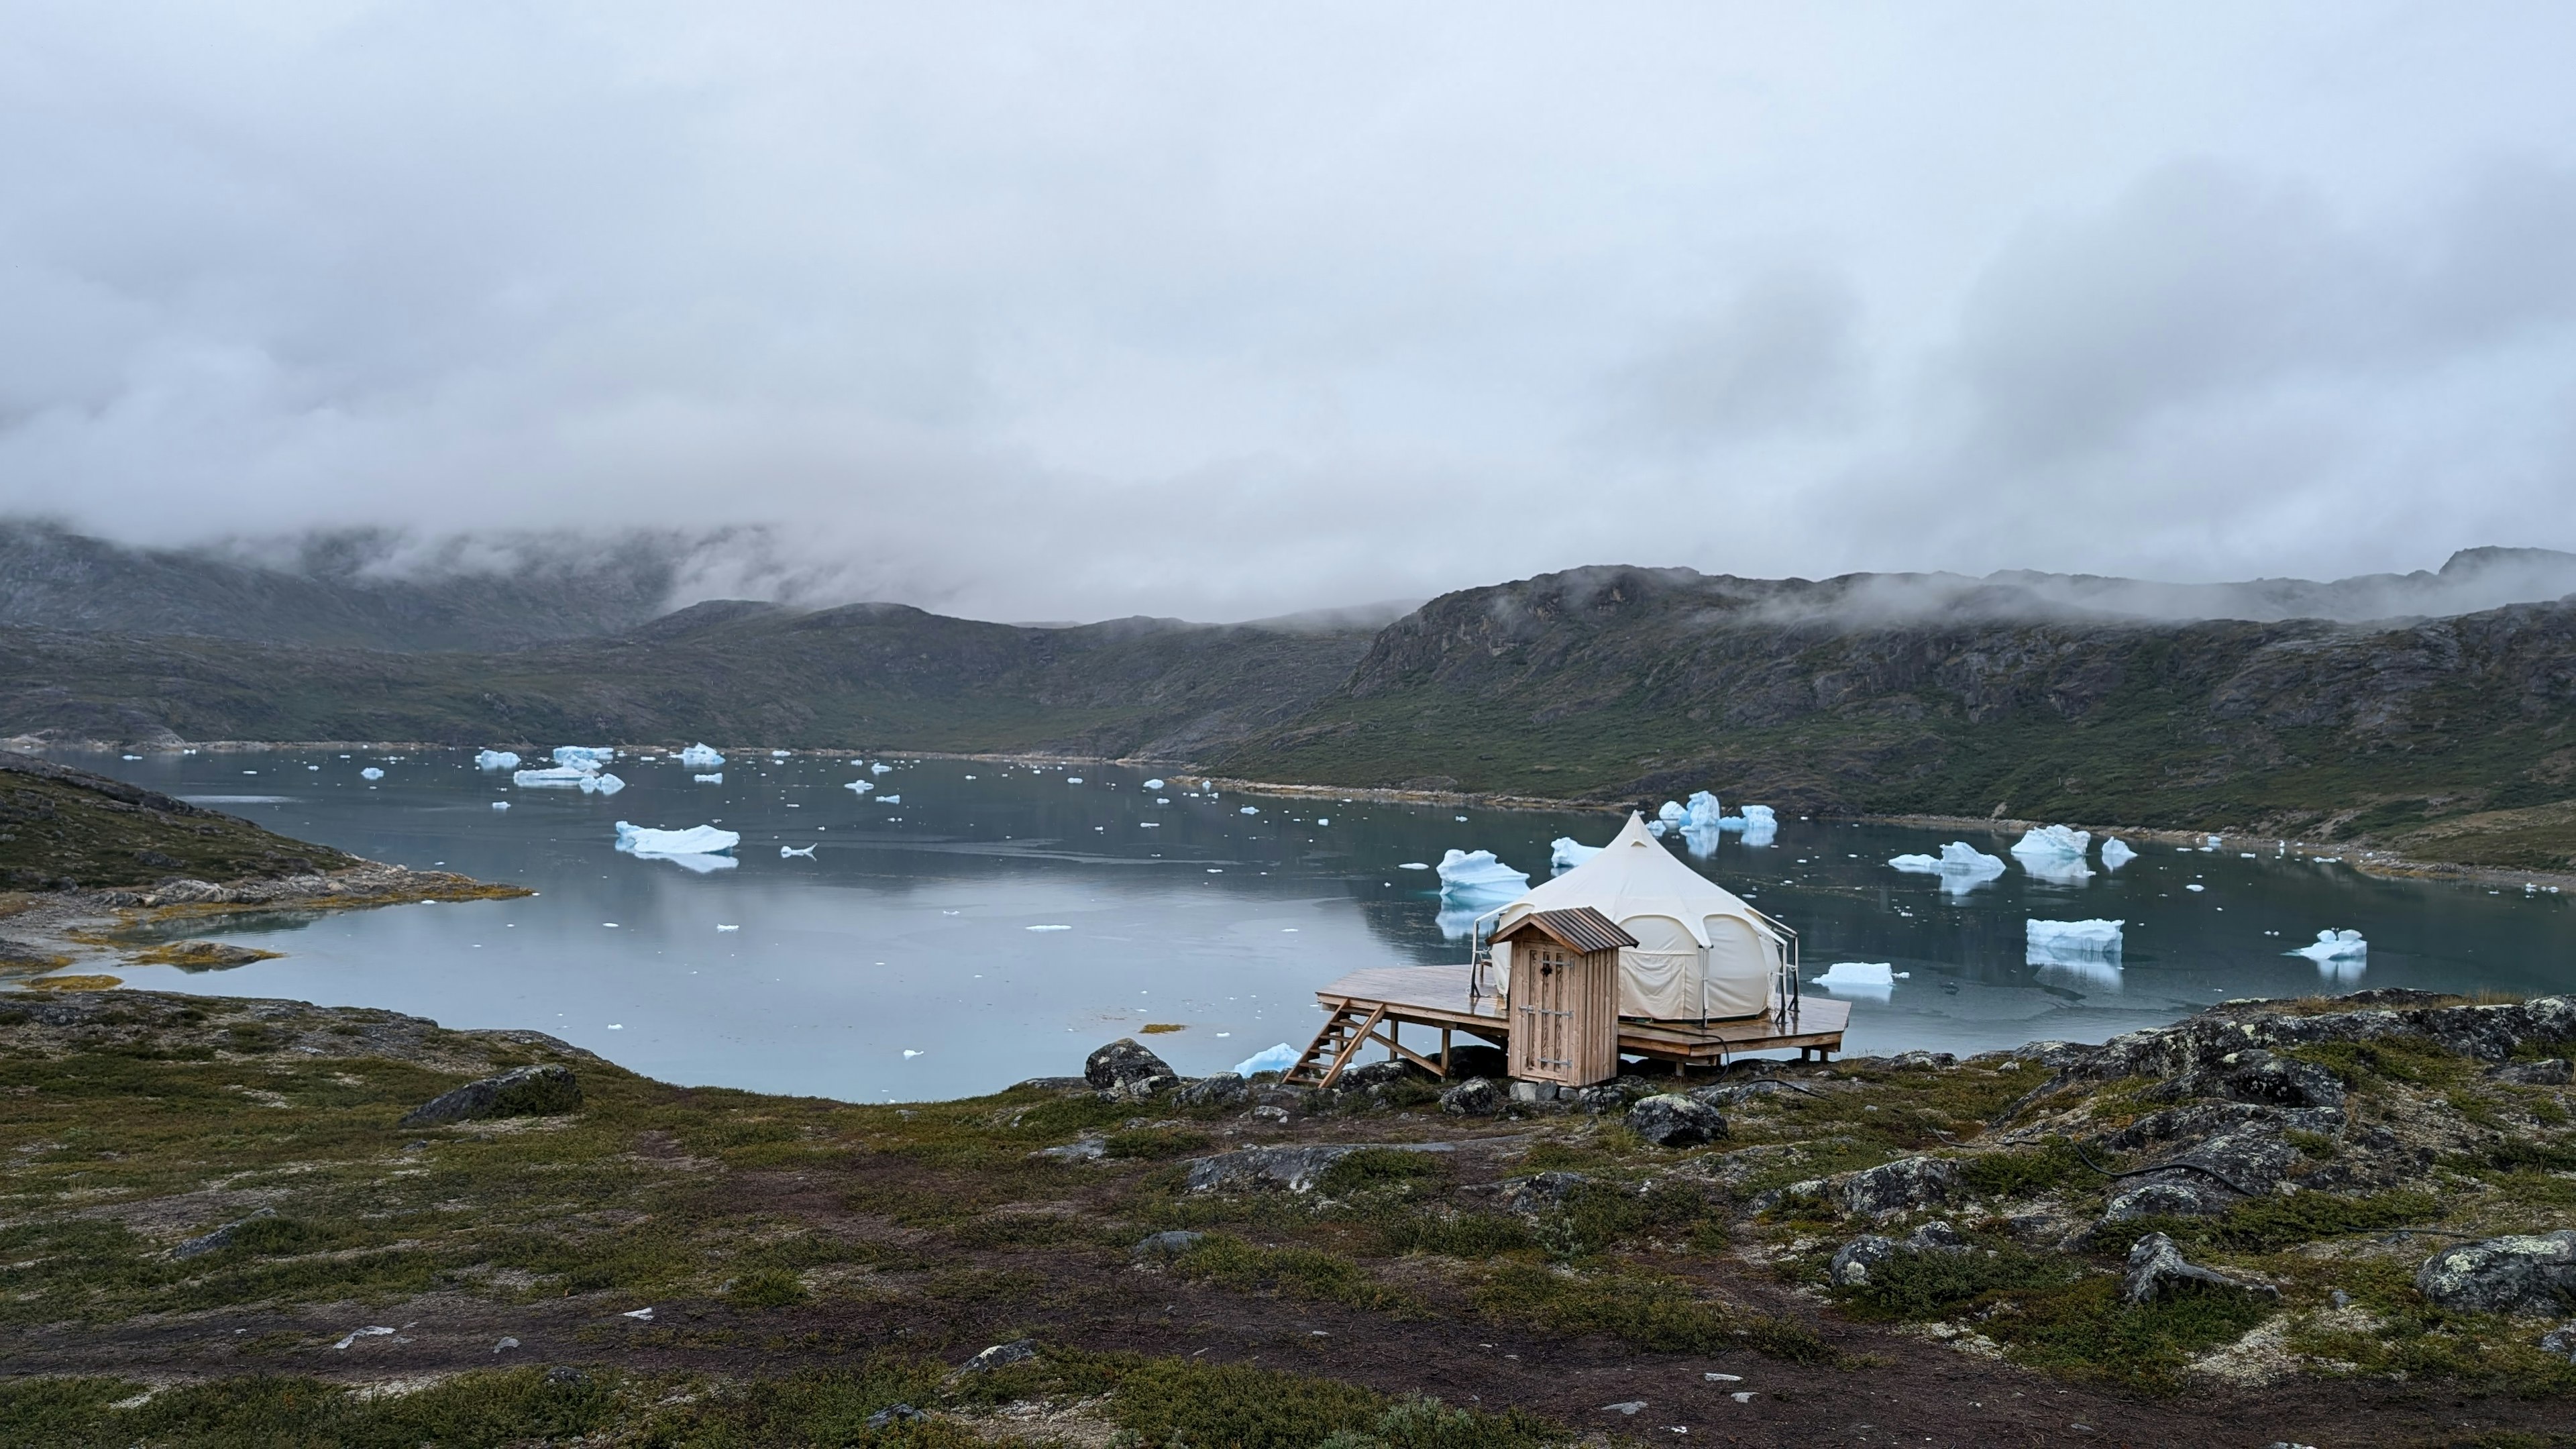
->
[0,751,360,890]
[1213,565,2576,869]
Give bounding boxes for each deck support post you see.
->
[1440,1026,1451,1075]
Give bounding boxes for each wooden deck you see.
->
[1287,964,1849,1085]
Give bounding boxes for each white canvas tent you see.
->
[1487,812,1790,1022]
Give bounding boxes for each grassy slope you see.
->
[0,753,358,890]
[0,991,2570,1443]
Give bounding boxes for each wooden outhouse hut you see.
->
[1491,906,1635,1087]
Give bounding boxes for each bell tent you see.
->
[1489,812,1790,1022]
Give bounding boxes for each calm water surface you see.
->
[38,748,2576,1101]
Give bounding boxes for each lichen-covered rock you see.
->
[2414,1232,2576,1316]
[2121,1232,2280,1306]
[1182,1142,1452,1193]
[1133,1230,1206,1258]
[1439,1077,1505,1116]
[1336,1060,1417,1093]
[1572,1083,1627,1114]
[1627,1093,1727,1147]
[2491,1059,2573,1085]
[2103,1179,2231,1222]
[1176,1073,1246,1107]
[1837,1155,1959,1217]
[398,1063,580,1126]
[950,1339,1036,1377]
[172,1206,277,1260]
[1829,1234,1897,1287]
[1499,1171,1591,1214]
[1085,1038,1177,1098]
[2216,1051,2347,1111]
[2538,1320,2576,1362]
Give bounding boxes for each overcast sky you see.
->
[6,3,2576,621]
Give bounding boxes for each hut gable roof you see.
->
[1491,906,1636,955]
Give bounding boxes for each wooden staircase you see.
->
[1282,1002,1385,1088]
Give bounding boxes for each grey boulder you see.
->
[1837,1156,1960,1218]
[2414,1231,2576,1317]
[1439,1077,1505,1116]
[172,1206,278,1260]
[1626,1093,1727,1148]
[2491,1059,2573,1085]
[1085,1038,1177,1095]
[1183,1142,1451,1193]
[1829,1220,1970,1288]
[1177,1073,1246,1107]
[1133,1230,1206,1258]
[399,1063,581,1127]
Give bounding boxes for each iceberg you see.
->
[1436,849,1529,901]
[1142,778,1166,791]
[1067,777,1083,785]
[693,772,723,784]
[1550,836,1603,871]
[2100,838,2137,869]
[1238,805,1258,815]
[1232,1041,1299,1077]
[1740,804,1776,826]
[2290,928,2367,963]
[1684,790,1723,828]
[615,821,741,856]
[1888,841,2008,892]
[678,743,725,768]
[474,750,521,770]
[879,794,900,804]
[360,767,384,780]
[2027,918,2124,965]
[1678,824,1725,857]
[2012,824,2091,859]
[579,772,625,795]
[844,779,875,794]
[871,763,893,775]
[552,746,614,770]
[1645,820,1670,838]
[513,767,595,788]
[490,801,510,810]
[1812,962,1897,998]
[1656,800,1686,824]
[780,844,816,858]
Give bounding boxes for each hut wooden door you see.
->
[1510,943,1616,1085]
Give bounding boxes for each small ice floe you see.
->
[2100,837,2137,869]
[1239,805,1258,814]
[1551,836,1604,870]
[2027,918,2124,967]
[121,753,142,760]
[1656,800,1686,824]
[1436,849,1529,901]
[554,746,616,769]
[1026,924,1071,932]
[333,1326,396,1350]
[360,767,384,780]
[1398,861,1430,870]
[622,1307,654,1320]
[693,772,723,784]
[879,794,900,804]
[606,1024,623,1030]
[579,772,625,795]
[1142,777,1166,790]
[1887,841,2007,892]
[871,762,893,774]
[845,778,875,794]
[514,766,594,788]
[614,821,741,875]
[771,749,790,758]
[491,800,511,810]
[474,750,521,770]
[1812,962,1901,999]
[678,743,725,768]
[716,924,739,932]
[1232,1041,1299,1076]
[902,1049,923,1058]
[2184,883,2206,892]
[2290,928,2367,963]
[1067,776,1084,784]
[780,845,816,858]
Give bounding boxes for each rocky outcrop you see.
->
[172,1207,278,1260]
[1829,1221,1970,1287]
[1183,1142,1453,1193]
[1084,1038,1178,1102]
[2414,1232,2576,1317]
[399,1064,582,1126]
[1439,1077,1505,1116]
[1837,1156,1961,1218]
[1627,1093,1727,1147]
[2057,993,2576,1085]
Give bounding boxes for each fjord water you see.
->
[47,749,2576,1102]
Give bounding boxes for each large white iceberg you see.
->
[1232,1041,1299,1077]
[1549,837,1603,871]
[1684,790,1723,828]
[513,766,595,788]
[1656,800,1686,824]
[474,750,521,770]
[1436,849,1529,901]
[2011,824,2092,859]
[1888,841,2008,892]
[2290,928,2367,963]
[678,743,725,768]
[580,772,625,796]
[553,746,614,770]
[2027,918,2124,965]
[615,821,742,856]
[2100,837,2137,869]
